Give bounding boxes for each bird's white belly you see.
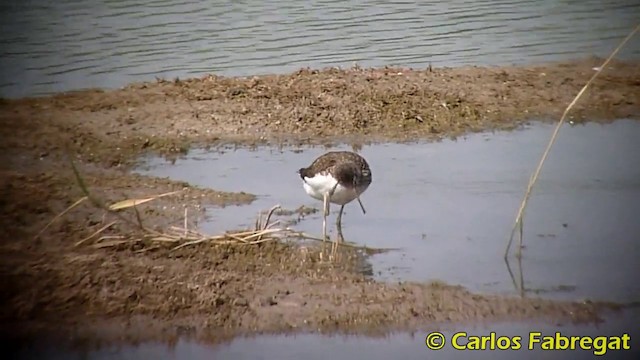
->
[302,174,360,205]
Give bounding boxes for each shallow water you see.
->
[11,307,640,359]
[135,119,640,304]
[1,0,640,98]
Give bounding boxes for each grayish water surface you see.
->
[135,119,640,304]
[1,0,639,97]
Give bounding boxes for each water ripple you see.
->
[1,0,639,98]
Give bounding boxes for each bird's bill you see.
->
[357,196,366,215]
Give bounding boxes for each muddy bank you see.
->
[1,57,639,168]
[0,58,639,346]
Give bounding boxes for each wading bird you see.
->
[297,151,372,245]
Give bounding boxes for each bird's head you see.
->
[297,167,308,179]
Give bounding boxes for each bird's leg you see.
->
[336,204,345,243]
[327,182,344,245]
[322,192,330,242]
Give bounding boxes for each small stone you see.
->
[233,298,248,307]
[261,296,278,306]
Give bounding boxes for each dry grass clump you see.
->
[34,158,380,254]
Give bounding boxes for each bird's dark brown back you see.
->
[299,151,371,188]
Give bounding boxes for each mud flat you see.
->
[1,58,639,349]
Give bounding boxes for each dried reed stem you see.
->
[74,220,117,247]
[504,23,640,259]
[33,196,87,241]
[184,207,188,238]
[262,205,281,230]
